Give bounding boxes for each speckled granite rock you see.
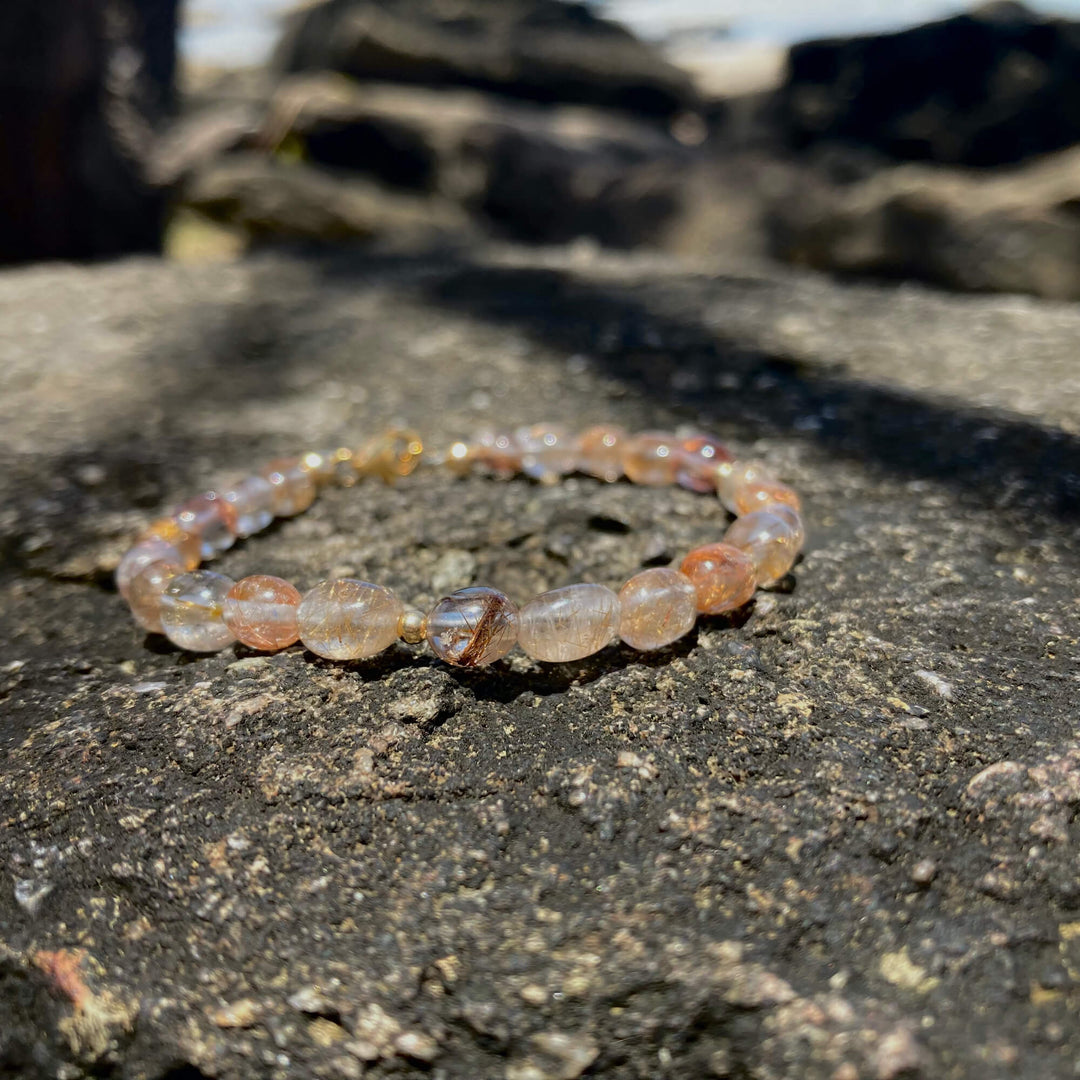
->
[1,246,1079,1079]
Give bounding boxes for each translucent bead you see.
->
[577,424,627,483]
[724,509,799,586]
[137,518,202,570]
[127,562,181,633]
[716,460,775,514]
[353,430,424,483]
[622,431,680,486]
[767,503,806,551]
[224,575,302,651]
[675,434,733,493]
[159,570,236,652]
[175,493,239,558]
[471,432,523,477]
[116,538,185,600]
[298,449,343,487]
[732,480,802,517]
[426,587,519,667]
[398,607,427,645]
[514,424,580,483]
[261,458,316,517]
[618,567,697,651]
[679,543,756,614]
[221,475,275,537]
[297,579,404,660]
[518,583,620,662]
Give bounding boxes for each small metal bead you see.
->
[398,607,427,644]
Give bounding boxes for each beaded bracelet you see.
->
[115,425,804,667]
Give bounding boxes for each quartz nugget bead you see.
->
[115,538,185,600]
[577,424,627,482]
[222,475,275,537]
[160,570,236,652]
[518,583,620,662]
[515,424,579,483]
[128,562,181,633]
[224,575,302,651]
[618,568,697,651]
[725,509,799,586]
[297,579,404,660]
[732,479,802,517]
[426,587,519,667]
[137,518,201,570]
[766,503,806,551]
[679,543,756,615]
[622,431,680,486]
[715,461,775,515]
[261,458,316,517]
[175,492,239,558]
[472,432,523,477]
[675,434,733,493]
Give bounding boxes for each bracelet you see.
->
[115,425,804,667]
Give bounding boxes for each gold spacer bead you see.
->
[398,607,427,645]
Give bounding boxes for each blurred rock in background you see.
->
[0,0,179,263]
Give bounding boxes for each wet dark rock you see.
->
[778,1,1080,166]
[274,0,697,121]
[0,246,1078,1078]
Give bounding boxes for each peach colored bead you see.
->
[261,457,316,517]
[472,431,523,477]
[732,480,802,517]
[159,570,236,652]
[518,583,620,662]
[514,424,580,483]
[426,587,519,667]
[128,562,182,633]
[724,509,799,586]
[715,460,775,514]
[297,579,404,660]
[679,543,756,615]
[622,431,680,486]
[224,575,302,651]
[222,475,276,537]
[618,567,697,651]
[175,492,239,557]
[577,424,627,482]
[675,434,733,493]
[115,538,185,600]
[137,518,201,570]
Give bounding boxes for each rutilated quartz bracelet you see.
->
[115,425,805,667]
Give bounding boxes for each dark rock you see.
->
[0,245,1078,1078]
[273,0,697,121]
[182,152,471,243]
[779,1,1080,166]
[767,145,1080,299]
[0,0,177,263]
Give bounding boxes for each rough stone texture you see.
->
[1,245,1079,1078]
[274,0,697,120]
[779,1,1080,166]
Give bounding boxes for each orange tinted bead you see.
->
[224,575,302,651]
[733,480,802,516]
[138,518,201,570]
[577,424,627,482]
[261,457,316,517]
[679,543,756,614]
[622,431,679,486]
[716,460,775,514]
[471,432,523,477]
[354,430,424,483]
[675,434,733,493]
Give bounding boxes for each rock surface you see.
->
[778,1,1080,166]
[1,244,1079,1078]
[274,0,697,120]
